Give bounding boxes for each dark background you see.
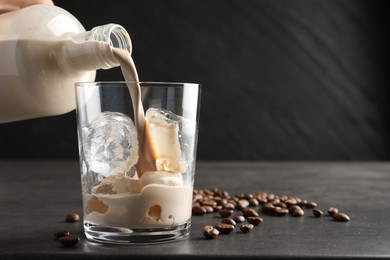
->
[0,0,389,161]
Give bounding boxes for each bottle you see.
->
[0,4,132,123]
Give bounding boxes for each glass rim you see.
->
[75,81,201,88]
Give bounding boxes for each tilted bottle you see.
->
[0,4,132,123]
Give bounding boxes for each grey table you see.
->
[0,160,389,259]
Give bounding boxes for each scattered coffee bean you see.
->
[222,202,235,210]
[203,205,214,213]
[332,212,350,222]
[221,218,237,226]
[291,207,304,217]
[327,207,338,216]
[219,208,234,218]
[233,215,246,223]
[240,223,254,233]
[59,235,79,247]
[249,198,259,206]
[288,205,301,213]
[274,207,289,216]
[65,212,80,223]
[236,199,250,210]
[246,216,263,226]
[305,201,318,209]
[285,198,297,207]
[242,207,259,217]
[201,200,217,208]
[215,223,235,234]
[192,205,207,216]
[53,229,70,239]
[313,208,323,217]
[202,225,219,239]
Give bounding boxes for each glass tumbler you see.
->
[75,82,201,244]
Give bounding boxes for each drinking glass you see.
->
[75,81,201,244]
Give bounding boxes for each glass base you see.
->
[84,220,191,245]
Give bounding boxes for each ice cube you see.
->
[143,108,195,173]
[86,111,138,177]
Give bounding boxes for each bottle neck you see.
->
[57,23,132,71]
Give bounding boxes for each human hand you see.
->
[0,0,53,14]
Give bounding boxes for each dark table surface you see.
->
[0,160,389,259]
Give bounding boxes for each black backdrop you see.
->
[0,0,389,160]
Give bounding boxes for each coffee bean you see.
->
[233,215,246,223]
[236,199,250,210]
[222,202,235,210]
[215,223,235,234]
[201,200,217,208]
[219,208,233,218]
[59,235,79,247]
[312,208,323,217]
[203,205,214,213]
[249,198,259,206]
[305,201,318,209]
[274,207,289,216]
[288,205,301,213]
[262,202,275,214]
[246,216,263,226]
[192,205,206,216]
[53,229,70,239]
[291,207,304,217]
[202,225,219,239]
[327,207,338,216]
[285,198,297,207]
[332,212,350,222]
[242,207,259,217]
[65,213,80,223]
[240,223,254,233]
[221,218,237,226]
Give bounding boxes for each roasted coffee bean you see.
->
[285,198,297,207]
[288,205,301,213]
[305,201,318,209]
[242,207,259,217]
[274,207,289,216]
[313,208,323,217]
[291,207,304,217]
[192,205,207,216]
[332,212,350,222]
[221,218,237,226]
[236,199,250,210]
[246,216,263,226]
[65,212,80,223]
[202,225,219,239]
[219,208,233,217]
[327,207,338,216]
[59,235,79,247]
[215,223,235,234]
[222,202,235,210]
[203,205,214,213]
[249,198,259,206]
[262,202,275,214]
[233,215,246,223]
[244,193,254,200]
[201,200,217,208]
[53,229,70,239]
[274,202,287,208]
[240,223,254,233]
[297,199,307,207]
